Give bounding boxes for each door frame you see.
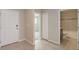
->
[33,10,42,47]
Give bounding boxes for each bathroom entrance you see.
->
[60,9,77,49]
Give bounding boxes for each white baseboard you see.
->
[0,39,26,47]
[0,38,34,47]
[0,40,18,47]
[18,38,35,46]
[18,38,26,42]
[42,38,60,45]
[48,40,60,45]
[25,39,35,46]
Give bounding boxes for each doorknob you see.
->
[16,25,18,27]
[16,25,19,30]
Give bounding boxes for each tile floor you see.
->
[0,41,34,50]
[61,31,77,50]
[0,31,77,50]
[0,39,63,50]
[35,39,63,50]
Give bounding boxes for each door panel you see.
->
[1,10,19,46]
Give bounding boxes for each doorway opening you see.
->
[60,9,77,49]
[34,13,41,49]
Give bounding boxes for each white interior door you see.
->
[1,10,19,46]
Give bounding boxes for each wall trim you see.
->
[18,38,26,42]
[42,38,60,46]
[25,39,35,46]
[0,40,18,47]
[0,38,34,48]
[0,39,25,47]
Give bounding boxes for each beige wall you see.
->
[24,9,35,45]
[19,10,26,41]
[48,9,60,44]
